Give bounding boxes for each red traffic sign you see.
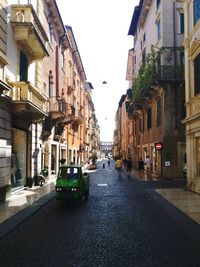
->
[155,143,163,150]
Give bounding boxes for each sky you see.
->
[56,0,137,141]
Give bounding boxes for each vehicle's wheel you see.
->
[39,177,45,186]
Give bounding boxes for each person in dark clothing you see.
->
[103,163,105,169]
[138,158,144,177]
[123,158,127,170]
[108,159,110,167]
[126,158,132,178]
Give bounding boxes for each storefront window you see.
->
[12,129,27,187]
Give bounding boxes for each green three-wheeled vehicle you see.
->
[55,164,89,201]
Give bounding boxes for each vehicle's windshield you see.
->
[58,167,79,179]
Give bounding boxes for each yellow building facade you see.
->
[181,0,200,192]
[0,0,12,200]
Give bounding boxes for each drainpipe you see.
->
[173,1,178,129]
[173,1,178,66]
[56,46,59,98]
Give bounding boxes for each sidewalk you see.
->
[132,168,200,224]
[0,178,56,224]
[154,188,200,224]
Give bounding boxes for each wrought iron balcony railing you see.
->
[49,97,74,124]
[49,97,67,114]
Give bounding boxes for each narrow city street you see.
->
[0,160,200,267]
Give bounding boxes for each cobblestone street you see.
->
[1,160,200,267]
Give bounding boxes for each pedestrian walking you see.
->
[103,163,105,169]
[123,157,127,170]
[144,155,152,179]
[115,158,123,178]
[108,159,110,167]
[126,158,132,178]
[138,158,144,177]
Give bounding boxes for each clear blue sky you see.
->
[56,0,137,141]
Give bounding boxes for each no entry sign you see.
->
[155,143,163,151]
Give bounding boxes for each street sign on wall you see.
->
[155,142,163,151]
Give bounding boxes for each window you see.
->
[20,52,28,81]
[194,0,200,25]
[180,13,184,34]
[62,52,65,69]
[43,82,47,95]
[48,70,53,98]
[156,20,161,40]
[147,108,152,129]
[180,51,184,65]
[181,99,186,119]
[48,15,53,43]
[143,33,146,43]
[194,53,200,95]
[139,118,143,132]
[157,99,161,126]
[58,167,78,179]
[156,0,160,9]
[61,44,65,69]
[196,137,200,177]
[142,50,146,66]
[0,64,4,80]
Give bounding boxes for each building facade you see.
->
[181,0,200,192]
[6,0,51,188]
[0,0,100,201]
[118,0,186,179]
[0,0,12,200]
[100,141,113,157]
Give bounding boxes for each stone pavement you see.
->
[0,167,200,238]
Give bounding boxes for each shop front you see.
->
[11,128,27,188]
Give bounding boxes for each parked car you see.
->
[55,164,89,201]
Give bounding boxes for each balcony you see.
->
[190,94,200,117]
[133,64,184,101]
[157,65,184,82]
[11,81,48,122]
[10,5,49,60]
[72,109,84,125]
[49,97,73,124]
[0,80,12,95]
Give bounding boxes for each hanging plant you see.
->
[132,47,160,101]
